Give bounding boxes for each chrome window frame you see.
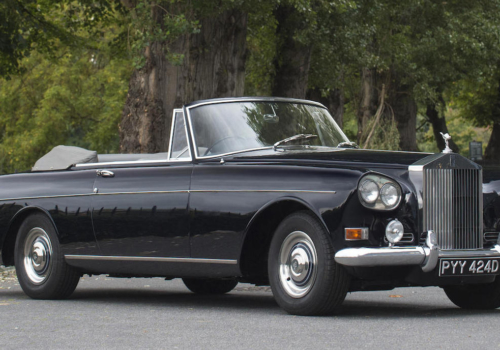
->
[75,109,192,168]
[184,98,350,160]
[167,108,192,162]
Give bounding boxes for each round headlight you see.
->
[380,183,400,207]
[386,219,404,243]
[359,179,379,204]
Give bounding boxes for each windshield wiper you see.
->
[273,134,318,151]
[337,141,358,149]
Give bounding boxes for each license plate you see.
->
[439,258,500,276]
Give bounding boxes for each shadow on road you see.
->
[341,298,500,319]
[70,287,279,312]
[1,283,500,318]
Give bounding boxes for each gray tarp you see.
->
[32,145,98,171]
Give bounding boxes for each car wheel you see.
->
[444,278,500,309]
[14,214,80,299]
[182,278,238,295]
[268,211,350,316]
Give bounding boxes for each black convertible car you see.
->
[1,97,500,315]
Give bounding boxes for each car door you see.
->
[91,110,193,258]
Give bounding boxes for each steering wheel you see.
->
[204,136,245,156]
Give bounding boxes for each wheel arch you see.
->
[1,206,57,266]
[238,197,328,284]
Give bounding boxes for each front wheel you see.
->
[183,278,238,295]
[444,278,500,309]
[268,211,350,316]
[14,214,80,299]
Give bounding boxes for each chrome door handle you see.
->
[96,169,115,177]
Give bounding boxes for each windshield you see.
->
[188,101,349,157]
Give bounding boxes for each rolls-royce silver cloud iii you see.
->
[1,97,500,315]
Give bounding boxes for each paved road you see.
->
[0,270,499,350]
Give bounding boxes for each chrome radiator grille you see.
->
[423,168,483,250]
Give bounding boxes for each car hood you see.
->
[226,147,432,169]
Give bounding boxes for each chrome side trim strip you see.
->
[0,189,336,202]
[94,189,336,196]
[75,159,172,167]
[96,190,189,196]
[189,189,336,194]
[65,255,237,265]
[0,193,93,202]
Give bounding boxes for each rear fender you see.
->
[0,206,57,266]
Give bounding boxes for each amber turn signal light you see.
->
[345,228,369,241]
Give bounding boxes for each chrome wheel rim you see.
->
[23,227,53,285]
[278,231,318,298]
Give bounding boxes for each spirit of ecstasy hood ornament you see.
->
[440,132,453,154]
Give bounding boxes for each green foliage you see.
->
[124,0,265,70]
[245,2,277,95]
[341,102,358,142]
[0,0,118,78]
[418,106,490,157]
[0,50,132,173]
[359,114,400,151]
[450,76,500,127]
[2,0,500,173]
[0,9,133,174]
[126,1,200,69]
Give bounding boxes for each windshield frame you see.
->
[184,98,350,160]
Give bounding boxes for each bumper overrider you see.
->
[335,230,500,273]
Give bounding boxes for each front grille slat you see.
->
[423,168,482,250]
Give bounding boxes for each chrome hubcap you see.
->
[279,231,318,298]
[23,228,53,284]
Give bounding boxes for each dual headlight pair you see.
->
[358,174,402,211]
[357,174,404,243]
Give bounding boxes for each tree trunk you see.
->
[426,98,459,153]
[485,79,500,161]
[388,69,418,152]
[271,5,312,99]
[390,87,418,152]
[306,88,344,129]
[120,6,247,153]
[356,68,378,144]
[485,122,500,161]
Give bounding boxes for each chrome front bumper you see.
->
[335,231,500,273]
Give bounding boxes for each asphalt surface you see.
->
[0,268,499,350]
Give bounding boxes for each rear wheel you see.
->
[183,278,238,295]
[268,211,350,316]
[444,278,500,309]
[14,214,80,299]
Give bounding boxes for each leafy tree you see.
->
[0,0,117,78]
[119,0,254,152]
[0,8,132,173]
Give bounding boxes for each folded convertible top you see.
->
[32,145,98,171]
